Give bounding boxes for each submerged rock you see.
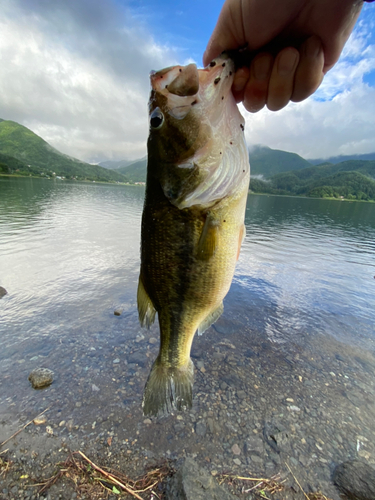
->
[0,286,7,298]
[333,460,375,500]
[167,457,234,500]
[28,368,54,389]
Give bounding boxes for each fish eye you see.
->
[150,108,164,129]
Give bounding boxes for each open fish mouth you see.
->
[150,54,235,116]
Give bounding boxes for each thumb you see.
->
[203,1,246,66]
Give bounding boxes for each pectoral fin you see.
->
[197,215,220,260]
[197,302,224,335]
[137,276,156,328]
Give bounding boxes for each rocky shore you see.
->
[1,308,375,499]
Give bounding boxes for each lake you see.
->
[0,176,375,498]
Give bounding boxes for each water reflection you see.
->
[1,179,375,498]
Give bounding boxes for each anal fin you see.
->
[237,224,246,261]
[137,276,156,328]
[197,302,224,335]
[197,215,220,260]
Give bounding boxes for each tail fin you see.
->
[142,358,194,417]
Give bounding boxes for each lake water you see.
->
[1,176,375,497]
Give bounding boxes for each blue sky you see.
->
[126,0,222,63]
[1,0,374,162]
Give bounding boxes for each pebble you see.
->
[289,405,301,412]
[149,337,158,344]
[231,444,241,455]
[233,458,241,466]
[33,416,47,425]
[114,308,123,316]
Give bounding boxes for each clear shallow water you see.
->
[0,177,375,498]
[1,177,374,352]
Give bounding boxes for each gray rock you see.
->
[244,435,264,456]
[166,457,234,500]
[127,352,146,367]
[28,368,54,389]
[195,420,207,437]
[114,308,123,316]
[333,460,375,500]
[0,286,7,298]
[263,422,290,453]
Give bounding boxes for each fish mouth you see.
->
[150,55,235,109]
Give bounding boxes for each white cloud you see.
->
[244,82,375,159]
[244,15,375,160]
[0,0,178,162]
[1,0,374,163]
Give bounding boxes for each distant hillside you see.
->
[0,120,128,183]
[111,146,311,183]
[99,159,135,170]
[251,160,375,201]
[0,152,30,174]
[309,152,375,165]
[249,145,311,177]
[116,157,147,182]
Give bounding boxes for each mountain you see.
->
[109,146,311,183]
[309,152,375,165]
[249,145,311,177]
[0,120,128,183]
[99,159,136,170]
[250,160,375,201]
[0,152,30,173]
[116,157,147,182]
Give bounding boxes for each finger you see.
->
[266,47,299,111]
[242,52,273,112]
[203,1,246,66]
[291,35,324,102]
[232,67,250,103]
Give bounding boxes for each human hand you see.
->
[203,0,363,112]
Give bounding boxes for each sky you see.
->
[1,0,375,163]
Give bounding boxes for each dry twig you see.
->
[0,407,50,448]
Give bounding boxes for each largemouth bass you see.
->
[138,54,250,417]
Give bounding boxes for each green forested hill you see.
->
[251,160,375,201]
[0,120,128,183]
[309,152,375,165]
[110,146,310,183]
[117,157,147,182]
[0,152,30,173]
[249,145,311,177]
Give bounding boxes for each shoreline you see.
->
[1,175,373,202]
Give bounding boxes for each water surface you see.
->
[0,177,374,498]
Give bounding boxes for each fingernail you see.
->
[277,49,299,76]
[305,36,322,59]
[253,55,272,80]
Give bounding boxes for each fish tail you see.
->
[142,358,194,417]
